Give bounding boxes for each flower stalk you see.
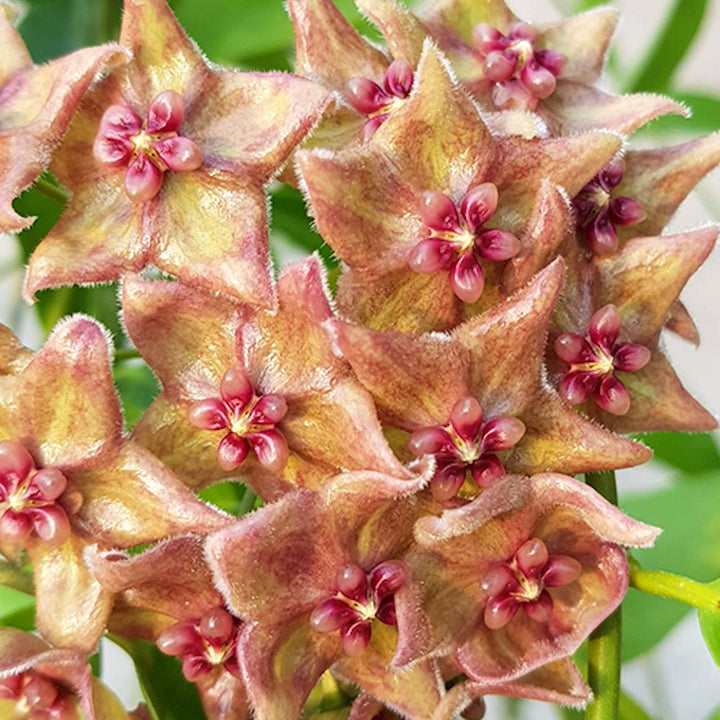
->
[585,470,621,720]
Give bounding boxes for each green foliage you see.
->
[621,470,720,660]
[109,636,205,720]
[113,361,160,429]
[698,579,720,669]
[639,432,720,475]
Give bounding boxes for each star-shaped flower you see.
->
[298,43,621,333]
[122,256,409,498]
[0,628,131,719]
[87,536,248,720]
[327,260,650,503]
[357,0,686,135]
[23,0,330,307]
[549,227,718,433]
[0,6,126,233]
[206,467,444,719]
[396,473,658,680]
[0,317,228,652]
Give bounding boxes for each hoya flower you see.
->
[550,227,718,433]
[299,43,622,333]
[122,256,409,497]
[396,473,658,680]
[0,6,126,233]
[23,0,330,306]
[87,536,248,720]
[0,628,130,719]
[327,261,650,503]
[570,132,720,342]
[206,468,445,719]
[357,0,685,135]
[0,317,228,652]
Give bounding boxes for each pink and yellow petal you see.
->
[27,534,113,653]
[289,0,388,87]
[150,171,274,308]
[0,9,32,82]
[423,0,516,46]
[0,324,32,375]
[14,316,122,470]
[196,670,249,720]
[122,275,242,401]
[70,442,230,547]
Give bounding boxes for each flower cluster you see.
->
[0,0,717,718]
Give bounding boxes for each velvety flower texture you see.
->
[357,0,686,135]
[0,7,126,233]
[0,317,228,652]
[0,628,131,719]
[122,256,409,498]
[87,536,247,720]
[23,0,330,307]
[327,260,650,502]
[299,42,622,333]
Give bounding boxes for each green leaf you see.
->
[199,481,251,516]
[113,361,160,429]
[637,432,720,475]
[698,578,720,668]
[625,0,709,93]
[109,636,204,720]
[0,585,35,630]
[620,470,720,660]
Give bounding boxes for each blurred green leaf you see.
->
[114,361,160,428]
[625,0,709,93]
[0,585,35,630]
[637,432,720,475]
[109,636,204,720]
[621,470,720,660]
[698,579,720,668]
[199,481,253,516]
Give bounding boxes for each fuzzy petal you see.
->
[288,0,389,87]
[185,71,330,182]
[238,618,340,719]
[373,42,495,192]
[13,316,122,470]
[502,181,573,295]
[70,442,229,547]
[0,325,32,376]
[149,171,275,308]
[618,133,720,238]
[326,319,471,430]
[543,82,687,135]
[537,7,618,83]
[423,0,516,45]
[452,260,563,415]
[122,275,244,400]
[431,658,590,718]
[596,228,717,345]
[297,146,420,271]
[196,670,249,720]
[27,535,113,653]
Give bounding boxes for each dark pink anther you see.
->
[471,22,567,110]
[157,607,241,682]
[0,440,72,547]
[310,560,407,656]
[0,670,78,719]
[346,58,414,140]
[187,367,289,473]
[572,159,646,256]
[554,305,651,415]
[407,397,525,502]
[409,184,520,303]
[480,537,582,630]
[93,89,202,203]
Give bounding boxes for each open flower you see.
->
[0,628,131,719]
[550,227,718,432]
[23,0,330,306]
[122,256,409,498]
[0,6,126,233]
[396,473,659,679]
[0,317,228,652]
[327,261,650,503]
[356,0,685,135]
[299,42,621,333]
[206,468,444,719]
[87,536,248,720]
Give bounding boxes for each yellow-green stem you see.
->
[585,470,621,720]
[34,176,69,205]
